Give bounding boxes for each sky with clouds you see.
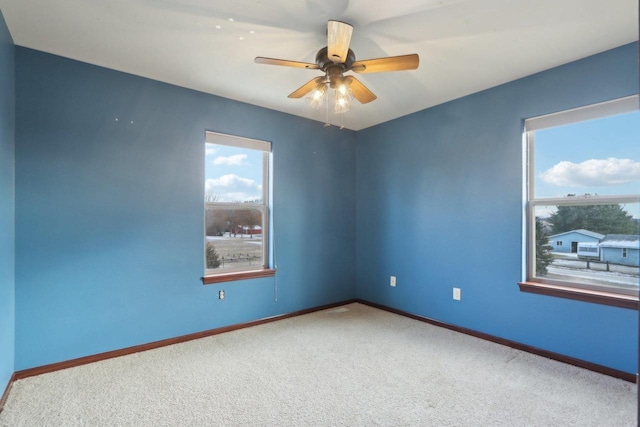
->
[534,110,640,205]
[205,144,263,202]
[540,157,640,188]
[533,109,639,281]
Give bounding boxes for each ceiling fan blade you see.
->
[288,77,326,99]
[327,20,353,64]
[255,57,319,70]
[351,54,419,73]
[344,76,377,104]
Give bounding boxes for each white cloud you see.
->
[205,147,218,156]
[540,158,640,187]
[205,174,261,202]
[213,154,247,166]
[209,174,255,187]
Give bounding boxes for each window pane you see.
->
[205,207,264,272]
[205,143,264,203]
[203,132,270,277]
[533,111,640,199]
[532,203,639,294]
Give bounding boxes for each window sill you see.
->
[202,268,276,285]
[518,281,638,310]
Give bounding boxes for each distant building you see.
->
[547,229,604,253]
[233,225,262,236]
[598,234,639,267]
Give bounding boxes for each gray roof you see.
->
[599,234,640,249]
[548,229,605,240]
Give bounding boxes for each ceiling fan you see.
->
[255,20,419,110]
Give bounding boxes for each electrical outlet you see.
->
[218,290,225,300]
[390,276,396,287]
[453,287,461,301]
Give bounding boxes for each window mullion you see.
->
[531,195,640,207]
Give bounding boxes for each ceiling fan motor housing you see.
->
[316,47,356,72]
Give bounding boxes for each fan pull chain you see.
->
[324,88,330,127]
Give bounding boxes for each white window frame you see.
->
[523,95,639,304]
[203,131,273,283]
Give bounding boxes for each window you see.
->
[520,96,640,308]
[556,241,562,246]
[202,132,275,284]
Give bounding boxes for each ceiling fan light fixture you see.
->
[334,86,352,114]
[307,83,327,109]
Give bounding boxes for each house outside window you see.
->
[202,132,274,284]
[521,95,640,308]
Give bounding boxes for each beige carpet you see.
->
[0,303,636,426]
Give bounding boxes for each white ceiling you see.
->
[0,0,637,130]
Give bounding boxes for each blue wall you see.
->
[14,48,356,370]
[7,37,639,375]
[0,9,15,391]
[355,43,639,373]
